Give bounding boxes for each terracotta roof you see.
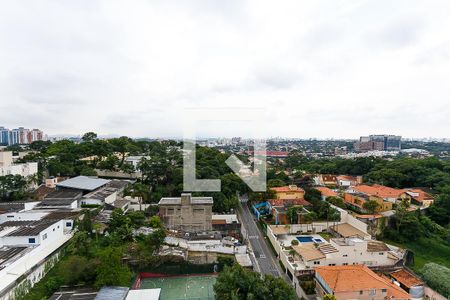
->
[293,244,325,261]
[337,175,358,181]
[269,198,311,207]
[315,265,411,299]
[367,240,390,252]
[352,184,403,198]
[271,185,305,193]
[389,269,424,289]
[331,223,370,238]
[315,187,338,197]
[404,189,434,202]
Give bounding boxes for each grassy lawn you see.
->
[318,232,333,241]
[385,237,450,272]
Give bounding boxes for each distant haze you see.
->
[0,1,449,138]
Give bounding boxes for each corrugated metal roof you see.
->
[56,176,110,191]
[94,287,129,300]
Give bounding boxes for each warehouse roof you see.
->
[56,176,110,191]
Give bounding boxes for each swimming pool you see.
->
[296,236,314,243]
[296,236,324,243]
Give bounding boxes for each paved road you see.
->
[238,196,283,278]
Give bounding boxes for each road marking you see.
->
[259,254,266,259]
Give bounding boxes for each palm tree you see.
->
[130,182,148,211]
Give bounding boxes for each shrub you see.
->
[421,263,450,296]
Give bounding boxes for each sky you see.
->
[0,0,450,139]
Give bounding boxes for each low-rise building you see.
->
[211,214,241,239]
[315,265,411,300]
[271,185,305,200]
[344,192,393,213]
[400,189,434,208]
[336,175,362,188]
[159,193,213,232]
[316,175,338,187]
[0,207,79,300]
[266,205,405,291]
[0,151,38,183]
[347,184,403,204]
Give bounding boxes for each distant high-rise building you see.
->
[0,127,9,145]
[354,135,401,152]
[0,126,45,146]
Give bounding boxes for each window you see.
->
[381,289,387,293]
[29,238,36,244]
[343,254,348,257]
[66,222,72,227]
[369,289,376,296]
[342,263,348,265]
[379,252,384,255]
[359,291,363,295]
[313,261,320,265]
[42,233,47,240]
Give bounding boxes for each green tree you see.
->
[94,247,132,288]
[326,196,346,209]
[286,206,302,224]
[81,132,98,143]
[57,256,97,285]
[214,264,295,300]
[362,200,380,214]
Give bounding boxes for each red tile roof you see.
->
[315,265,411,299]
[352,184,403,198]
[271,185,305,193]
[404,189,434,202]
[389,269,424,289]
[315,187,338,197]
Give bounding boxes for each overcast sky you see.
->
[1,1,450,139]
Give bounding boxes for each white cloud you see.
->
[0,0,449,138]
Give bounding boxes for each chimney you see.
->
[181,193,192,205]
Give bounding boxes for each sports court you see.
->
[138,274,216,300]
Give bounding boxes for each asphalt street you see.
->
[238,196,283,278]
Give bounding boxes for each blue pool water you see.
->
[296,236,314,243]
[296,236,324,243]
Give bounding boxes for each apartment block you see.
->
[158,193,213,232]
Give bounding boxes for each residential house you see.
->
[271,185,305,200]
[336,175,362,188]
[317,175,338,186]
[315,265,411,300]
[343,192,393,213]
[348,184,404,204]
[268,198,311,225]
[400,189,434,208]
